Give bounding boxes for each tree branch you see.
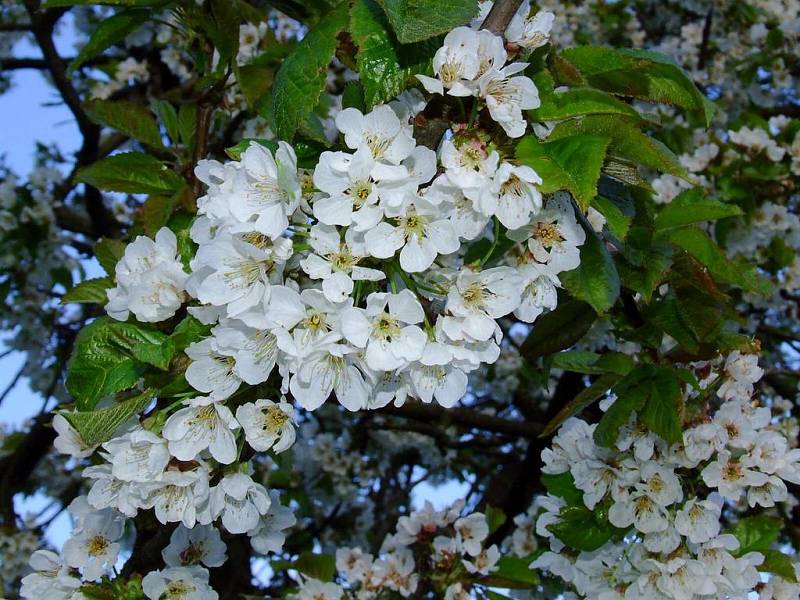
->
[382,401,542,438]
[480,0,524,35]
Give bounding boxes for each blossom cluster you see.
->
[25,5,585,597]
[528,351,800,599]
[292,501,499,599]
[103,21,583,417]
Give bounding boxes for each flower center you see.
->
[534,222,564,248]
[400,212,428,239]
[328,243,359,272]
[373,314,401,340]
[262,405,289,432]
[86,535,109,557]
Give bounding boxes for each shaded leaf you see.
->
[62,277,113,304]
[84,99,164,148]
[68,9,150,71]
[76,153,184,195]
[520,300,596,361]
[542,373,622,437]
[561,233,620,313]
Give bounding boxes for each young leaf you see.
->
[350,0,436,108]
[63,389,156,446]
[547,505,619,551]
[377,0,479,44]
[482,556,540,588]
[271,3,350,141]
[293,552,336,582]
[66,317,175,410]
[594,365,683,446]
[541,472,584,506]
[76,153,184,195]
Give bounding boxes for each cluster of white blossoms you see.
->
[291,501,498,599]
[103,19,584,417]
[44,7,585,597]
[416,10,551,138]
[527,351,800,599]
[30,406,297,599]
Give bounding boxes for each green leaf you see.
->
[541,472,584,506]
[560,47,710,125]
[551,350,634,375]
[530,86,644,122]
[95,238,126,276]
[151,100,180,144]
[62,277,113,304]
[66,317,175,410]
[225,138,279,161]
[178,104,197,151]
[170,316,212,353]
[377,0,479,44]
[542,373,622,437]
[63,389,156,446]
[76,153,184,195]
[485,504,506,535]
[761,549,798,583]
[561,232,620,314]
[731,515,782,556]
[293,552,335,582]
[516,135,610,210]
[350,0,435,108]
[43,0,160,5]
[482,555,540,588]
[594,365,683,446]
[654,188,742,231]
[207,0,241,67]
[84,100,164,148]
[139,193,179,237]
[548,505,618,551]
[271,3,349,141]
[667,227,774,295]
[237,63,275,110]
[520,299,596,361]
[592,195,632,240]
[639,371,682,444]
[342,80,366,112]
[547,114,687,179]
[68,9,150,71]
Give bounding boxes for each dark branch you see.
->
[383,401,542,438]
[480,0,524,35]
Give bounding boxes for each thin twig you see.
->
[0,367,24,407]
